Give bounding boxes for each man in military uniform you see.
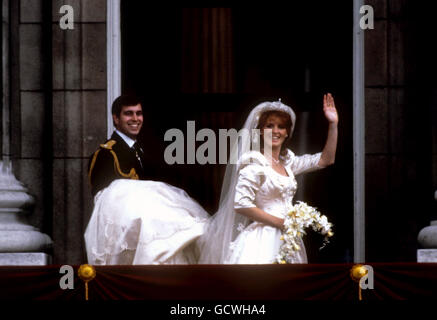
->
[88,95,147,196]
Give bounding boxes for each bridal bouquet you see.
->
[276,201,333,264]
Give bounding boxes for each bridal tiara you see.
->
[253,99,295,125]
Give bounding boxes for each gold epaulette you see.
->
[100,140,117,150]
[88,140,139,187]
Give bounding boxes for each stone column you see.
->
[106,0,120,138]
[0,161,52,265]
[353,0,365,263]
[0,0,53,265]
[2,0,10,161]
[52,0,107,263]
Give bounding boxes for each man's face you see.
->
[113,104,143,140]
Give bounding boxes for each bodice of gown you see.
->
[252,167,296,218]
[234,149,322,219]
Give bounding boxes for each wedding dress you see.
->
[84,179,209,265]
[198,99,323,264]
[226,149,321,264]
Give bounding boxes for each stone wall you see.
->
[364,0,435,261]
[8,0,107,264]
[12,0,48,243]
[51,0,107,263]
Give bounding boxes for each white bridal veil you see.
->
[198,100,296,264]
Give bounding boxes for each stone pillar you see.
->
[417,191,437,262]
[364,0,431,261]
[0,0,53,265]
[0,161,52,265]
[51,0,107,263]
[2,0,10,160]
[353,0,365,263]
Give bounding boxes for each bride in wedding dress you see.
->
[198,94,338,264]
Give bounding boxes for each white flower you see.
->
[276,201,334,264]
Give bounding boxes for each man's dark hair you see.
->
[111,95,142,118]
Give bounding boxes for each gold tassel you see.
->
[78,264,96,301]
[85,281,89,301]
[358,284,362,301]
[350,264,367,301]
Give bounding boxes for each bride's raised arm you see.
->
[318,93,339,168]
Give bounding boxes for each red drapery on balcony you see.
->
[1,263,436,300]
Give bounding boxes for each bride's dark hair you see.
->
[256,110,292,156]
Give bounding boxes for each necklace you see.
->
[267,155,280,165]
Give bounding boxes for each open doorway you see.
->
[121,3,353,263]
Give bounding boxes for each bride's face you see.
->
[261,115,288,150]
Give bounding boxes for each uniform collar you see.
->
[115,129,136,148]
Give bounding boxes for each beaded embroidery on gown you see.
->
[84,179,209,265]
[225,149,322,264]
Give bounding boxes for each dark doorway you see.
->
[121,3,353,263]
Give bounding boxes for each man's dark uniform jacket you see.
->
[88,132,147,196]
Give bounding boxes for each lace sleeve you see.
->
[234,164,265,209]
[289,152,322,176]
